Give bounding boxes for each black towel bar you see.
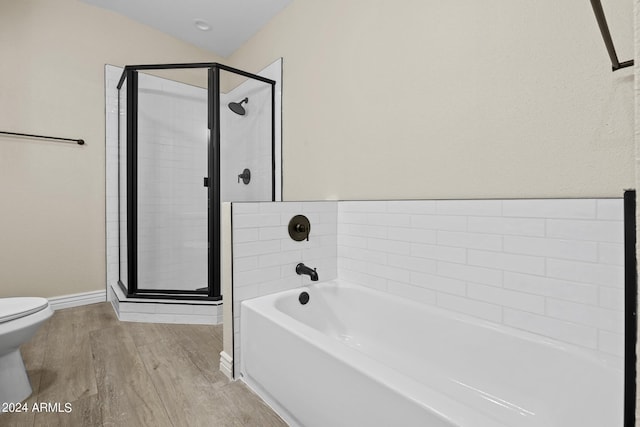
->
[590,0,633,71]
[0,131,85,145]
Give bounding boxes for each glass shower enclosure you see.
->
[117,63,275,300]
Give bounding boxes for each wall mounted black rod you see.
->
[590,0,633,71]
[0,131,85,145]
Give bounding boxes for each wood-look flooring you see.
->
[0,302,287,427]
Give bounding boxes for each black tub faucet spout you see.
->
[296,263,318,281]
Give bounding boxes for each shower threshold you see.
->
[109,283,222,325]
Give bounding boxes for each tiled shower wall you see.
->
[337,199,624,365]
[233,198,625,372]
[220,75,274,203]
[105,65,120,290]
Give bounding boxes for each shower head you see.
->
[228,97,248,116]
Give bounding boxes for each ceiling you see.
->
[81,0,292,57]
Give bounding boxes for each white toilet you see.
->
[0,297,53,404]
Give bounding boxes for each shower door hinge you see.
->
[203,177,209,187]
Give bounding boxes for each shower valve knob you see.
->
[237,168,251,185]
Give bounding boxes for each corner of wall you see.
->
[221,202,234,363]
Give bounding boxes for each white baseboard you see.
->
[48,290,107,311]
[219,351,233,380]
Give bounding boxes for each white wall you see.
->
[230,0,634,201]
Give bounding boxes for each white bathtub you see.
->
[240,280,623,427]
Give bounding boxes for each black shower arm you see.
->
[590,0,633,72]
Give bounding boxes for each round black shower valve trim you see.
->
[288,215,311,241]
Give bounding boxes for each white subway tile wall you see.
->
[232,198,625,374]
[220,77,274,204]
[337,199,624,364]
[232,201,338,373]
[105,65,121,291]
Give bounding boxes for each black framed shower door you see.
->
[116,63,276,301]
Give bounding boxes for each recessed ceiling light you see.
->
[194,19,211,31]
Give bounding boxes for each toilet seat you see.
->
[0,297,53,404]
[0,297,49,323]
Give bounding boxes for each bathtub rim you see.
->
[242,278,621,371]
